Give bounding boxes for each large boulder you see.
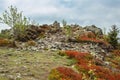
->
[84,25,103,35]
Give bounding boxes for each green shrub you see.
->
[0,5,30,41]
[0,29,11,39]
[67,58,78,66]
[48,69,62,80]
[0,33,9,39]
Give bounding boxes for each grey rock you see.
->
[84,25,103,35]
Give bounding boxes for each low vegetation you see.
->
[49,50,120,80]
[0,48,73,80]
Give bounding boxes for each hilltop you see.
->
[0,6,120,80]
[0,21,120,80]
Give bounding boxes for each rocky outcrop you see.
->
[11,23,113,63]
[84,25,103,35]
[14,23,110,54]
[16,32,107,57]
[16,25,45,42]
[16,21,61,42]
[11,22,111,61]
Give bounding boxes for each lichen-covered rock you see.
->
[84,25,103,35]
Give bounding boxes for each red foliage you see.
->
[65,50,93,65]
[76,64,90,73]
[76,63,117,80]
[77,34,109,45]
[65,50,89,59]
[77,59,88,65]
[75,53,90,60]
[65,50,79,58]
[81,37,106,43]
[50,50,120,80]
[89,65,115,80]
[56,67,82,80]
[115,74,120,80]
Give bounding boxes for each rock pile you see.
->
[16,32,107,60]
[14,22,111,61]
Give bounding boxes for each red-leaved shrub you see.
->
[49,50,120,80]
[77,34,109,46]
[56,67,82,80]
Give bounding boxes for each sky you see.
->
[0,0,120,33]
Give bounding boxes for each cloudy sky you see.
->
[0,0,120,32]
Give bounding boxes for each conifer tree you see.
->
[108,25,119,49]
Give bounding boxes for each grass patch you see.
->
[0,48,72,80]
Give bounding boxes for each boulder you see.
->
[84,25,103,35]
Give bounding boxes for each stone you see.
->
[84,25,103,35]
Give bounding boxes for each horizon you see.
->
[0,0,120,35]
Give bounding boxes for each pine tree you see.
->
[108,25,119,49]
